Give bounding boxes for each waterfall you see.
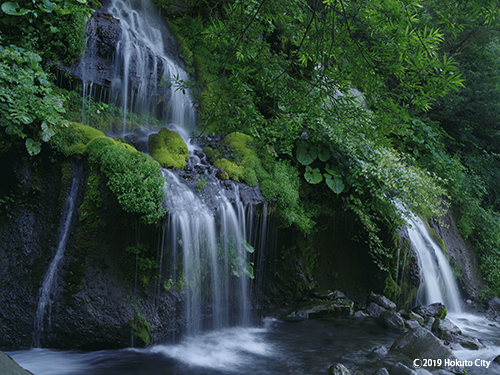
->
[106,0,196,136]
[32,166,81,347]
[405,213,462,313]
[162,171,255,333]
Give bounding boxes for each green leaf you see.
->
[25,138,41,156]
[318,147,331,162]
[296,143,317,165]
[304,166,322,184]
[1,1,28,15]
[245,241,255,253]
[325,163,340,176]
[325,174,344,194]
[40,121,55,142]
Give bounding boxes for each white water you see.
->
[108,0,195,136]
[32,169,81,348]
[404,213,462,313]
[162,171,253,333]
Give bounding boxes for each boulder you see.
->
[390,327,456,369]
[488,297,500,311]
[354,310,369,318]
[431,318,461,336]
[405,320,421,329]
[399,309,424,325]
[367,346,388,360]
[285,300,353,321]
[438,330,481,350]
[367,303,387,317]
[328,363,352,375]
[390,362,417,375]
[412,303,447,320]
[377,311,405,332]
[372,369,389,375]
[367,294,397,311]
[494,354,500,364]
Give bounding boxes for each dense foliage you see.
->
[0,42,67,155]
[159,0,500,289]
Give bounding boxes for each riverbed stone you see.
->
[488,297,500,311]
[367,294,397,311]
[354,310,369,318]
[372,368,389,375]
[377,311,405,332]
[328,363,352,375]
[405,320,421,329]
[367,345,388,360]
[390,362,417,375]
[412,303,447,320]
[399,309,424,325]
[285,299,353,321]
[390,327,456,369]
[431,318,461,336]
[438,330,481,350]
[367,302,387,317]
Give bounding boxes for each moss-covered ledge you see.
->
[50,122,166,224]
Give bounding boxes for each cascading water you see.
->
[80,0,196,138]
[32,166,81,348]
[404,212,462,313]
[162,170,253,334]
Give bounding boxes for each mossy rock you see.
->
[214,158,244,181]
[148,128,188,169]
[129,310,151,347]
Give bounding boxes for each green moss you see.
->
[214,158,244,181]
[129,310,151,347]
[203,146,219,162]
[436,305,448,319]
[148,128,189,169]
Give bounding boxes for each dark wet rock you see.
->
[390,362,417,375]
[367,346,388,361]
[372,369,389,375]
[310,287,335,299]
[354,310,370,318]
[367,294,396,311]
[438,330,481,350]
[285,299,353,321]
[377,311,405,332]
[328,363,352,375]
[494,354,500,364]
[431,318,461,336]
[391,327,456,369]
[488,297,500,311]
[367,302,387,317]
[399,309,424,324]
[412,303,447,320]
[0,351,34,375]
[406,320,421,329]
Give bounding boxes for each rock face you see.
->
[428,212,486,300]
